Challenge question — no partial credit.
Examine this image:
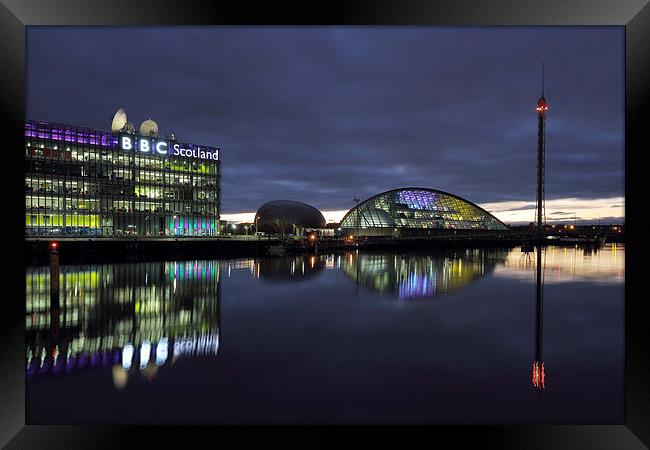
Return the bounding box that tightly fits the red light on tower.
[536,98,549,113]
[50,241,58,252]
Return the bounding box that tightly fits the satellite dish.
[111,107,128,132]
[140,118,159,137]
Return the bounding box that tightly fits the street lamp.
[255,215,260,234]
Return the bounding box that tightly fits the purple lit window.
[396,190,438,210]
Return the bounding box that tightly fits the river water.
[25,244,624,424]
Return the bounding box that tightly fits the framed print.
[1,0,648,448]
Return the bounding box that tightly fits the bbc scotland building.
[25,119,221,237]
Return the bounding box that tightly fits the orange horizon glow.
[220,196,624,225]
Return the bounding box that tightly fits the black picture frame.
[1,0,647,447]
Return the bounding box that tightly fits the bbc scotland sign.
[119,134,219,161]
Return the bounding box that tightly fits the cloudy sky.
[27,27,624,225]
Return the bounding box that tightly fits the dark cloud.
[27,27,624,213]
[503,204,537,211]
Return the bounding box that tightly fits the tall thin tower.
[535,63,548,232]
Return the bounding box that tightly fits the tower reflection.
[339,248,509,299]
[25,260,220,388]
[531,244,546,390]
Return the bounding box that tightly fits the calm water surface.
[26,244,624,424]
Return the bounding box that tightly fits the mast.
[535,63,548,233]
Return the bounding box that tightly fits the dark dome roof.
[256,200,326,234]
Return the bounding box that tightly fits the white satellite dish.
[140,118,159,137]
[111,107,128,132]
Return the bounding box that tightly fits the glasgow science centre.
[340,188,507,237]
[25,108,511,241]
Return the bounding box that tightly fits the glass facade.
[25,120,220,237]
[340,188,507,235]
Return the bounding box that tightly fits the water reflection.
[531,244,546,390]
[339,248,509,299]
[222,255,326,281]
[25,260,220,388]
[25,246,624,423]
[494,243,624,283]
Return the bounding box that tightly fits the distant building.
[225,222,254,235]
[340,187,507,237]
[305,227,334,237]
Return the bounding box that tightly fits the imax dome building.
[340,187,507,237]
[256,200,326,235]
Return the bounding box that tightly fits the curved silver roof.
[340,187,507,231]
[256,200,326,234]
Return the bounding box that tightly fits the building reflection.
[25,260,220,389]
[222,255,325,282]
[339,248,509,299]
